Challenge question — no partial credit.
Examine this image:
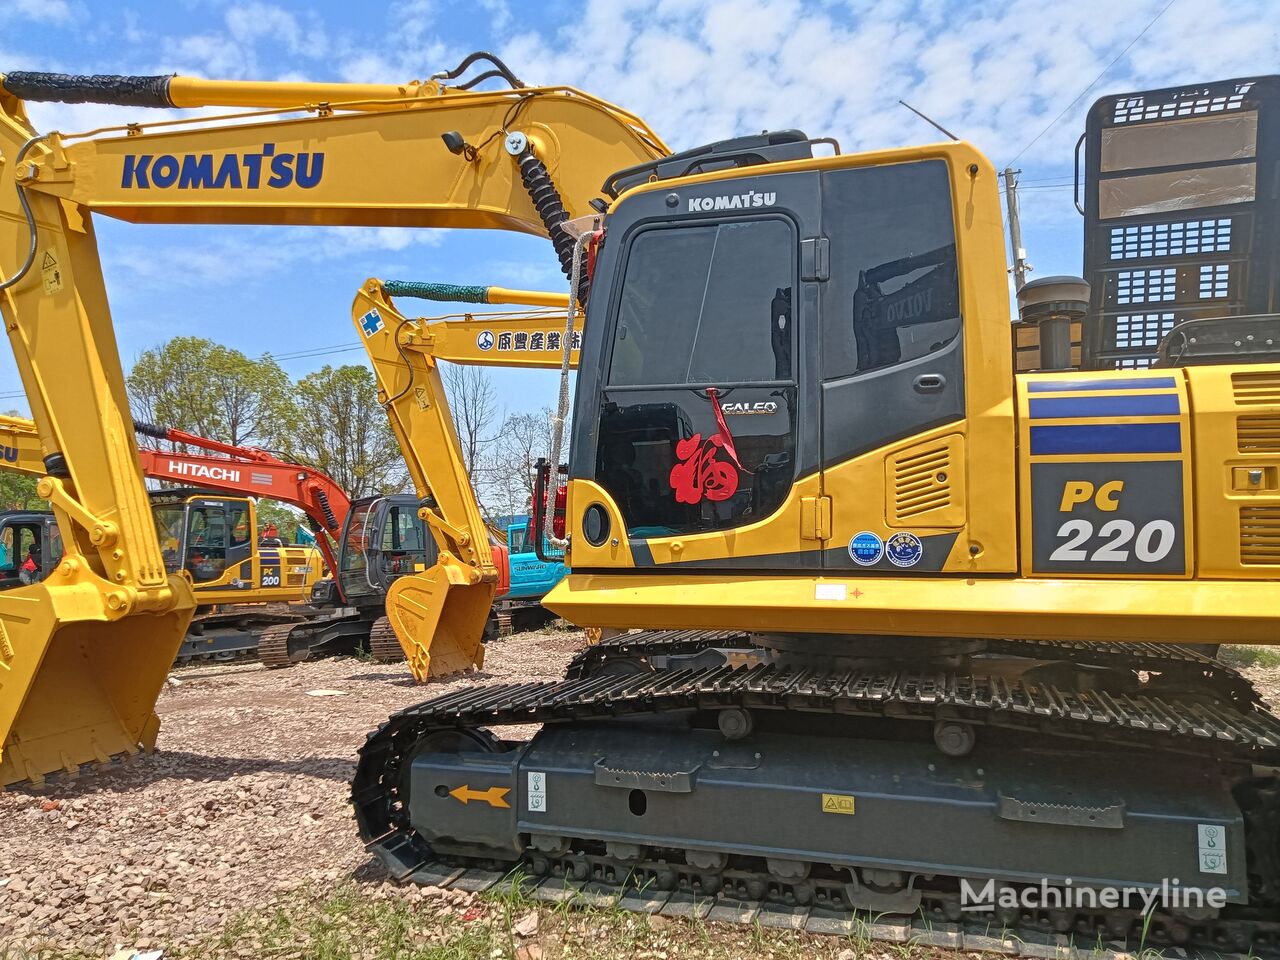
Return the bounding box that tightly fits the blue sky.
[3,0,1278,418]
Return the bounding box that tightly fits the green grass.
[2,880,950,960]
[1222,645,1280,669]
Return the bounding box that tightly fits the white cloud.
[100,226,449,292]
[9,0,74,24]
[501,0,1280,172]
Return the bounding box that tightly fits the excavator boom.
[0,55,667,784]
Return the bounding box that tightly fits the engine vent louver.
[1238,415,1280,453]
[1240,506,1280,565]
[1232,371,1280,405]
[892,445,952,521]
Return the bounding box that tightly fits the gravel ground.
[0,636,1276,957]
[0,626,586,957]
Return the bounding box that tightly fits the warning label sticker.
[527,771,547,813]
[821,793,855,815]
[1197,823,1227,875]
[41,250,62,294]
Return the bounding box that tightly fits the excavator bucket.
[0,582,189,787]
[384,559,495,682]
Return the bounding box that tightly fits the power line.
[1006,0,1178,168]
[267,342,366,362]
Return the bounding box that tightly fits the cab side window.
[821,161,960,380]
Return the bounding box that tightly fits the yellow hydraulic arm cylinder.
[352,279,579,681]
[0,56,664,784]
[0,414,43,475]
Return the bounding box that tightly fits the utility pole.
[1003,167,1030,291]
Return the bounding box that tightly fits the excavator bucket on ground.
[0,579,190,787]
[383,557,493,680]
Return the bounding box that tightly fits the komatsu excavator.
[348,88,1280,950]
[0,55,657,785]
[349,279,581,679]
[5,58,1280,950]
[5,301,574,670]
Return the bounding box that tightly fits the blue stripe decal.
[1030,422,1182,455]
[1029,394,1181,419]
[1026,377,1177,393]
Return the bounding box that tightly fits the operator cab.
[333,495,436,606]
[0,511,62,588]
[150,488,254,584]
[572,132,965,570]
[505,516,567,599]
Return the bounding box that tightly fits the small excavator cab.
[334,495,436,605]
[0,512,61,588]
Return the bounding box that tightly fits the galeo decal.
[721,400,778,416]
[670,387,750,505]
[688,190,776,213]
[166,461,241,483]
[121,144,325,190]
[0,445,17,464]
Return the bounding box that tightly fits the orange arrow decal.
[448,784,511,808]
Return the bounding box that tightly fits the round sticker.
[476,330,495,351]
[848,531,884,566]
[885,532,924,568]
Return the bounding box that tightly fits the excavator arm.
[352,280,579,680]
[0,54,668,783]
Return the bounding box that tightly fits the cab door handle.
[913,373,946,393]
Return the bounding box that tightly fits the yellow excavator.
[5,57,1280,950]
[348,279,580,680]
[0,54,650,785]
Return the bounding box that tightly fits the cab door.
[815,157,1016,574]
[569,170,823,572]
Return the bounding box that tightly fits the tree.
[441,362,498,479]
[488,407,568,519]
[0,472,41,511]
[127,337,293,448]
[284,364,407,500]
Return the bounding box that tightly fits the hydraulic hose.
[0,72,176,107]
[315,490,340,532]
[514,146,589,306]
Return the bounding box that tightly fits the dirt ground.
[0,636,1276,958]
[0,627,586,957]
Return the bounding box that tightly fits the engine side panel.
[1188,362,1280,577]
[1016,371,1192,578]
